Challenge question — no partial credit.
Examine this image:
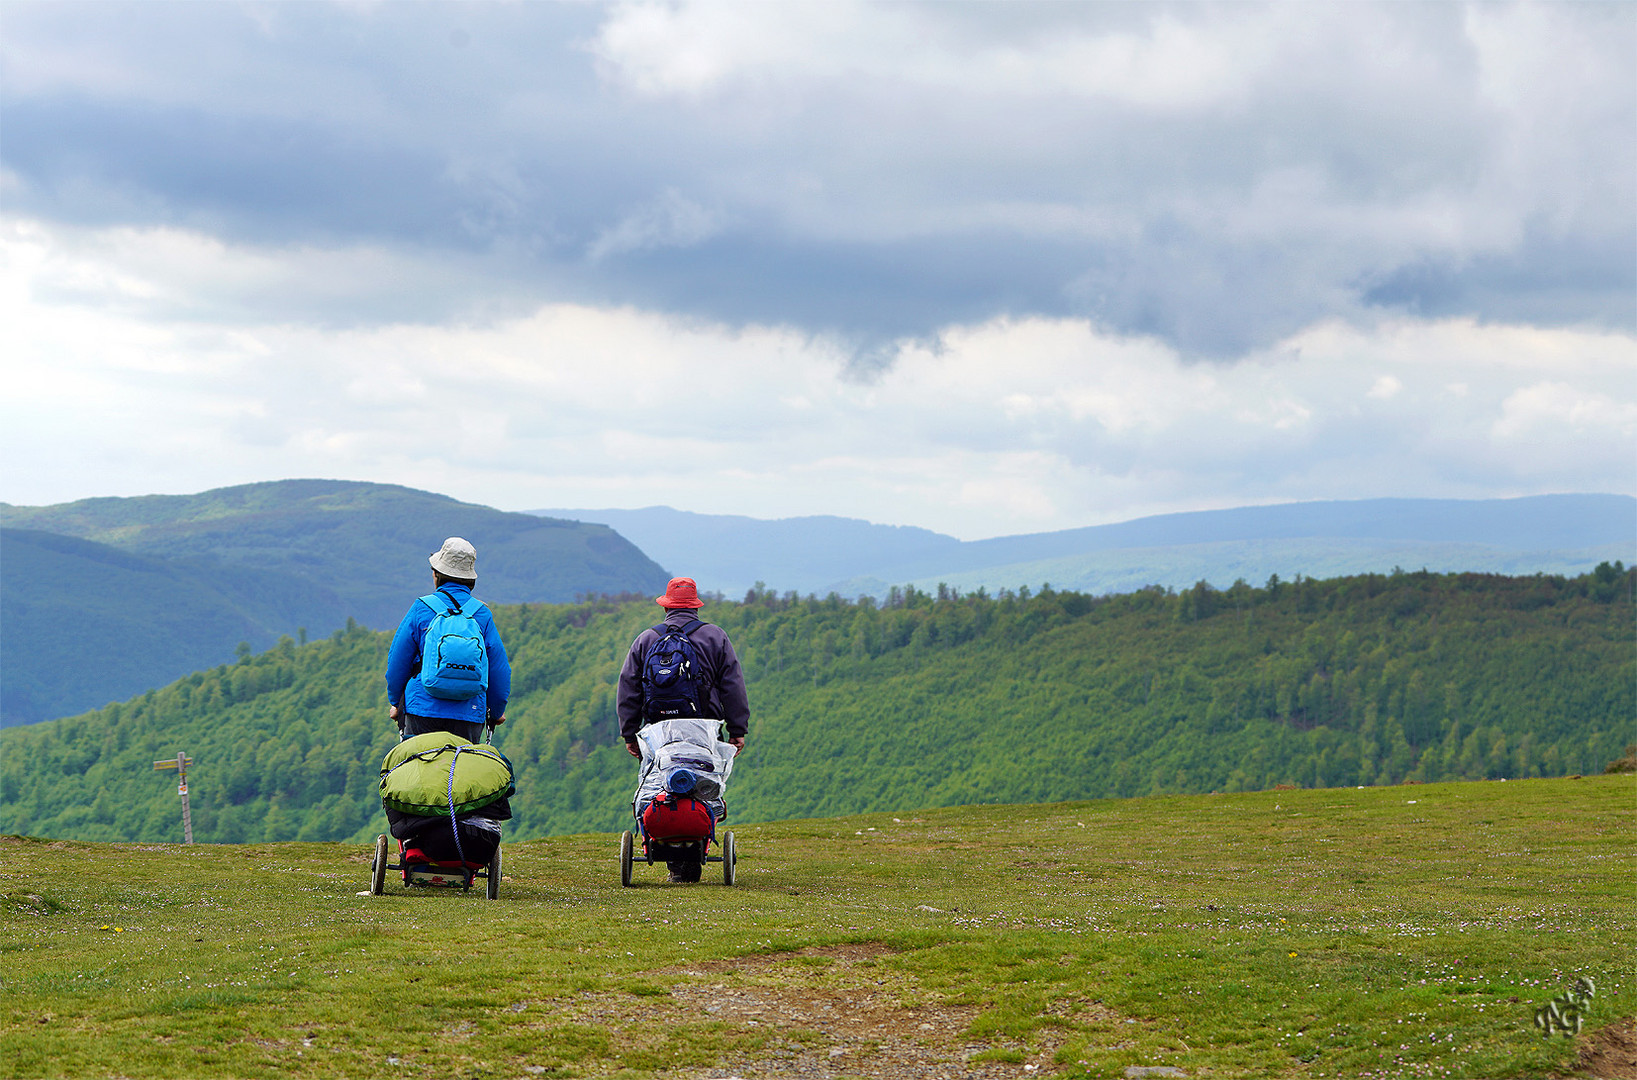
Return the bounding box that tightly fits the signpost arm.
[154,753,195,844]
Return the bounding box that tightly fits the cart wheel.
[722,831,736,887]
[620,831,635,888]
[370,834,388,895]
[486,844,502,900]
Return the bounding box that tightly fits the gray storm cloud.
[1,0,1631,357]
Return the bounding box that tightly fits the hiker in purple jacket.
[617,577,750,758]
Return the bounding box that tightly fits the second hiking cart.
[619,718,738,886]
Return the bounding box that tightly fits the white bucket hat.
[429,536,477,579]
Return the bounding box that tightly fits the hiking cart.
[370,726,514,900]
[620,823,736,887]
[371,832,502,899]
[620,718,738,886]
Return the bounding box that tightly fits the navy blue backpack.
[641,619,705,721]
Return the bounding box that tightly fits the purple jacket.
[617,609,750,738]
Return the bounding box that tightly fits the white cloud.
[2,2,1628,356]
[1494,383,1637,441]
[4,220,1632,538]
[1368,375,1404,400]
[2,216,545,329]
[590,1,1273,109]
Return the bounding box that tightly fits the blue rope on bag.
[446,746,469,879]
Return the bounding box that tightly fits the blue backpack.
[418,589,489,700]
[641,619,705,721]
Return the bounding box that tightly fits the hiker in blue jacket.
[385,537,511,743]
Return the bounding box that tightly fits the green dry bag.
[379,731,515,817]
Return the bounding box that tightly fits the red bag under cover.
[642,795,714,840]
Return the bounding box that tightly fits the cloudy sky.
[3,1,1633,539]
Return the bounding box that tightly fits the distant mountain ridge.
[4,479,670,622]
[1,480,669,726]
[529,507,962,597]
[8,485,1630,727]
[534,494,1637,598]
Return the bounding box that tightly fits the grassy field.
[2,775,1631,1080]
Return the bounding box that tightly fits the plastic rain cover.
[632,718,736,819]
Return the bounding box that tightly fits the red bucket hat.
[656,577,704,609]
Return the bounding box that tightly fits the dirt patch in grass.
[1572,1016,1637,1080]
[517,943,1085,1078]
[638,943,1074,1079]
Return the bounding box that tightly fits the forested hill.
[2,566,1631,844]
[1,479,668,623]
[0,479,668,726]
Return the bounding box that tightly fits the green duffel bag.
[379,731,515,817]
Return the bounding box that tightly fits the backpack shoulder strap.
[421,589,482,616]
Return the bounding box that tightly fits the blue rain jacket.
[385,583,511,724]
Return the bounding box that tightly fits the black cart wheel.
[486,844,502,900]
[722,831,736,887]
[620,831,634,888]
[370,834,388,895]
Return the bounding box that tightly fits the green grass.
[1,776,1630,1079]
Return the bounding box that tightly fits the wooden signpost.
[153,753,194,844]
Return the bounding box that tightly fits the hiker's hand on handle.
[729,736,745,752]
[625,737,641,758]
[492,714,506,726]
[388,704,401,722]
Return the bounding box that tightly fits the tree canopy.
[2,566,1630,843]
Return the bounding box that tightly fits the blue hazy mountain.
[0,527,347,730]
[534,495,1635,599]
[529,506,962,597]
[2,480,668,726]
